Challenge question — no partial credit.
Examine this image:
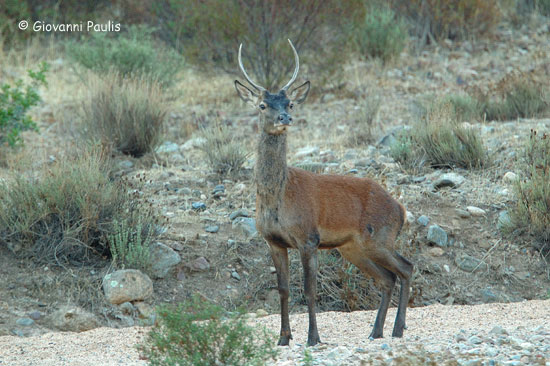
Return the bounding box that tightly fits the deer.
[234,39,413,347]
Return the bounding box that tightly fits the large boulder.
[45,306,100,332]
[102,269,153,305]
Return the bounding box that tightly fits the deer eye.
[259,103,266,110]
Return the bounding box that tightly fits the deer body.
[235,40,413,347]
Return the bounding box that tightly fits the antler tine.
[238,43,266,92]
[281,39,300,91]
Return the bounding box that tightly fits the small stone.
[381,343,391,350]
[406,211,415,223]
[443,264,450,272]
[231,271,241,280]
[192,202,206,211]
[428,247,445,257]
[427,224,448,247]
[28,311,42,321]
[469,335,483,345]
[456,333,467,342]
[118,302,135,315]
[229,208,250,221]
[456,209,471,218]
[433,173,465,189]
[150,242,182,279]
[232,217,258,238]
[455,254,487,272]
[497,211,512,231]
[212,184,225,194]
[16,318,34,326]
[520,342,534,351]
[118,160,134,169]
[412,176,426,183]
[482,287,498,303]
[503,171,518,183]
[467,206,486,216]
[188,257,210,271]
[205,225,219,233]
[255,309,268,318]
[156,141,180,153]
[417,215,430,226]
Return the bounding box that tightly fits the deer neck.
[255,129,288,208]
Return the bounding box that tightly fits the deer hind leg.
[268,243,292,346]
[338,246,396,339]
[370,249,413,338]
[299,242,321,346]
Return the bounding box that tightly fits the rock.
[255,309,268,317]
[433,173,465,189]
[118,160,134,169]
[46,306,100,332]
[469,335,483,344]
[406,211,415,223]
[378,133,397,147]
[150,242,181,279]
[156,141,180,153]
[192,202,206,211]
[229,208,250,221]
[466,206,486,216]
[231,271,241,280]
[212,184,225,194]
[428,247,445,257]
[427,224,448,247]
[417,215,430,226]
[181,137,206,151]
[482,287,498,303]
[490,326,508,336]
[16,318,34,326]
[103,269,153,305]
[205,225,219,233]
[456,209,471,218]
[134,302,155,319]
[188,257,210,271]
[497,211,512,231]
[118,302,135,315]
[28,311,42,321]
[412,176,426,183]
[295,146,320,158]
[455,255,487,272]
[503,171,518,183]
[232,217,258,238]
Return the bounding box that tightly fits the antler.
[238,43,266,92]
[281,39,300,91]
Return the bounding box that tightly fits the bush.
[537,0,550,15]
[139,296,278,366]
[390,130,417,167]
[66,26,184,88]
[351,5,407,63]
[347,95,381,145]
[199,122,249,176]
[414,103,487,168]
[391,0,501,42]
[152,0,363,89]
[510,130,550,257]
[109,217,153,274]
[441,94,482,122]
[0,148,159,266]
[81,72,167,157]
[0,62,48,147]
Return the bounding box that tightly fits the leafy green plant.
[109,218,153,273]
[390,130,416,167]
[302,348,314,366]
[139,296,278,366]
[67,26,183,88]
[81,72,167,157]
[0,147,159,266]
[509,130,550,257]
[351,5,407,63]
[0,62,48,146]
[481,81,549,121]
[199,122,249,176]
[441,94,482,122]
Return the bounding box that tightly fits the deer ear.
[288,81,310,104]
[235,80,259,106]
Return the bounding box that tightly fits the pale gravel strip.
[0,300,549,366]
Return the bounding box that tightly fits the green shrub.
[152,0,363,89]
[480,81,549,121]
[414,103,487,168]
[67,26,183,88]
[351,5,407,63]
[0,148,158,266]
[81,72,167,157]
[0,62,48,147]
[109,218,153,273]
[537,0,550,15]
[199,122,248,176]
[139,296,278,366]
[391,0,501,41]
[390,130,416,167]
[441,94,482,122]
[510,130,550,257]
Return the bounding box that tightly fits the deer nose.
[278,113,293,125]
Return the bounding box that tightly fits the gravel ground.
[0,300,548,366]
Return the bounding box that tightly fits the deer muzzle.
[277,112,293,126]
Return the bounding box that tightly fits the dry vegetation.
[1,2,550,364]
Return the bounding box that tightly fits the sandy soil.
[1,300,548,366]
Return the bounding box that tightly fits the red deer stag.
[234,40,413,347]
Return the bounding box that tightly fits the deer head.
[235,39,310,135]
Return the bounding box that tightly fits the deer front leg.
[269,244,292,346]
[300,244,321,346]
